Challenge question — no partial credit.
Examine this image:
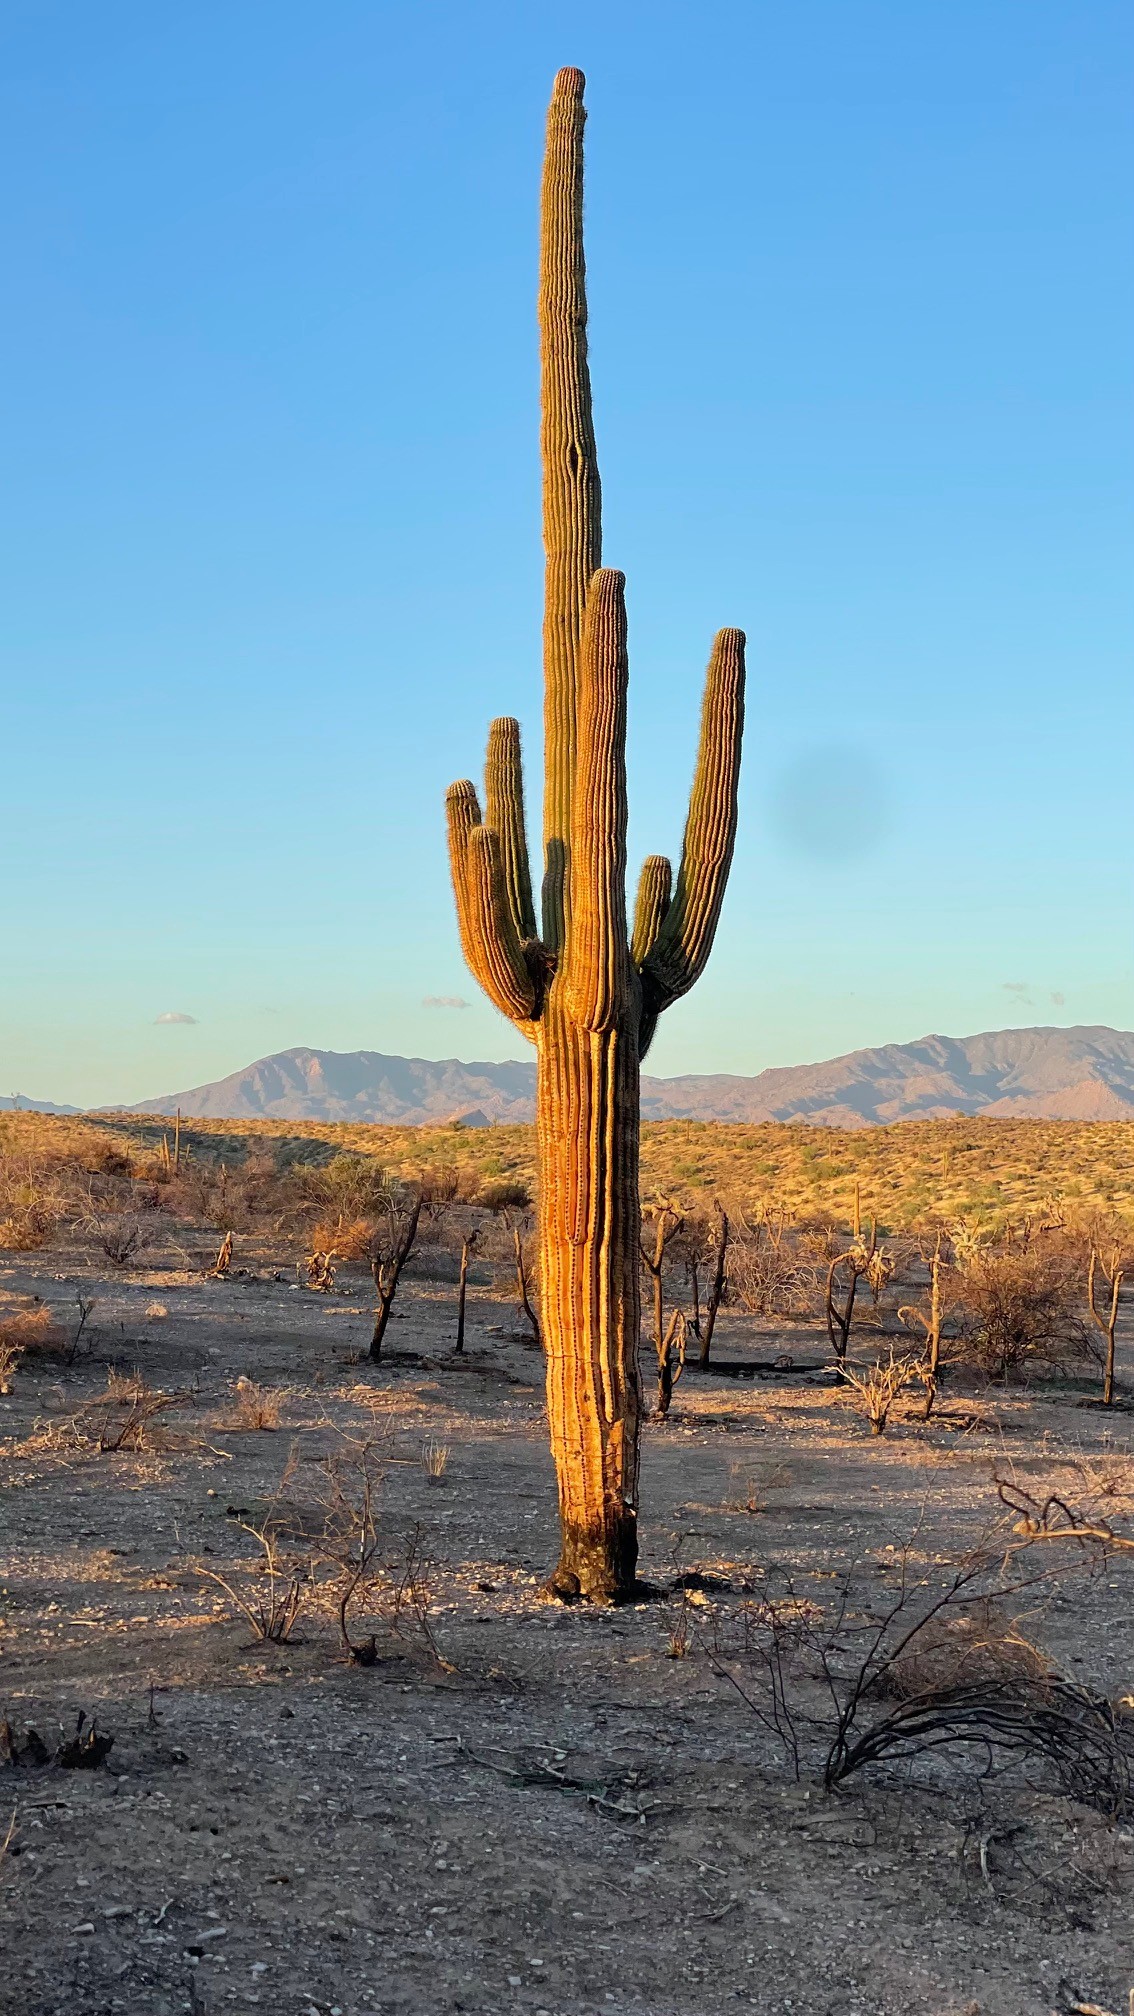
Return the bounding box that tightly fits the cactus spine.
[446,68,745,1601]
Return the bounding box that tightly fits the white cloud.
[154,1011,198,1025]
[422,995,471,1011]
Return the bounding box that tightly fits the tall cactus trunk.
[445,68,745,1603]
[538,996,642,1601]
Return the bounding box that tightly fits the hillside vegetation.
[4,1109,1132,1234]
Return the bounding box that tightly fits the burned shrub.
[950,1222,1083,1381]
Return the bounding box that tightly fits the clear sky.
[2,1,1131,1108]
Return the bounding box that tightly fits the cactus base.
[544,1513,640,1605]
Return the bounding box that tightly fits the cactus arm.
[641,627,746,1011]
[540,65,602,955]
[446,782,538,1028]
[630,855,672,969]
[485,716,538,943]
[563,568,632,1031]
[466,826,538,1023]
[445,779,489,989]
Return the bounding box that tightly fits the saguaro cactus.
[446,67,745,1602]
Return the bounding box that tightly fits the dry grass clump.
[420,1436,450,1483]
[0,1304,70,1360]
[226,1378,284,1431]
[1069,1440,1133,1510]
[879,1600,1050,1701]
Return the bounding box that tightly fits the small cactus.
[447,69,745,1602]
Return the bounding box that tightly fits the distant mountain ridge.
[117,1027,1134,1127]
[1,1094,80,1115]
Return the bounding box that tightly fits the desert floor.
[1,1234,1131,2016]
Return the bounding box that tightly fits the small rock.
[71,1923,96,1935]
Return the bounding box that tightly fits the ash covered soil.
[1,1233,1132,2016]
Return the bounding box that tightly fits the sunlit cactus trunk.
[538,1001,642,1599]
[446,68,745,1602]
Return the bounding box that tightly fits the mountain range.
[1,1094,80,1115]
[117,1026,1134,1128]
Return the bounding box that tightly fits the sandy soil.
[1,1231,1132,2016]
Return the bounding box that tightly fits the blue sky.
[2,1,1131,1107]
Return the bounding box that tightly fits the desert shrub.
[87,1213,150,1267]
[168,1160,219,1223]
[160,1147,298,1234]
[0,1159,65,1250]
[195,1522,306,1644]
[308,1215,373,1262]
[93,1144,135,1177]
[950,1223,1083,1380]
[419,1164,461,1206]
[714,1524,1134,1817]
[74,1375,192,1453]
[840,1348,924,1435]
[223,1151,299,1230]
[728,1210,814,1318]
[309,1154,395,1219]
[476,1176,531,1213]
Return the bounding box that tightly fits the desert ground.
[0,1115,1132,2016]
